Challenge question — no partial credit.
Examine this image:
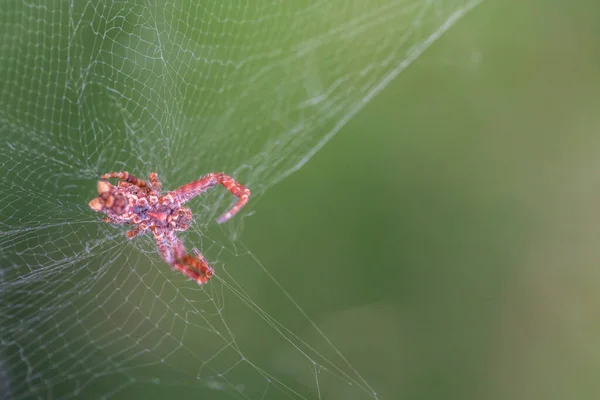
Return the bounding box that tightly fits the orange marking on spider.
[89,171,250,284]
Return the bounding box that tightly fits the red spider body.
[89,172,250,284]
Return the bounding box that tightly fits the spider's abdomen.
[108,193,128,215]
[89,180,129,215]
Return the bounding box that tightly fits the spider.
[88,171,250,285]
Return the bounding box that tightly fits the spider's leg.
[179,247,214,285]
[149,172,162,191]
[102,216,127,224]
[168,230,186,259]
[191,248,212,272]
[152,226,175,265]
[100,171,151,190]
[126,222,149,239]
[169,173,251,224]
[171,257,213,284]
[168,231,214,284]
[152,228,213,285]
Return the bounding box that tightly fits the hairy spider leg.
[148,172,162,191]
[100,171,152,190]
[102,217,127,224]
[126,221,149,239]
[170,173,251,224]
[167,230,214,284]
[151,227,214,285]
[178,253,214,285]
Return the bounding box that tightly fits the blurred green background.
[245,1,600,399]
[3,0,600,399]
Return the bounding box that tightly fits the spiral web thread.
[0,0,482,398]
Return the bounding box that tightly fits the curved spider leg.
[178,251,214,285]
[102,216,128,225]
[149,172,162,191]
[168,230,187,260]
[169,173,251,224]
[152,227,213,285]
[126,222,149,239]
[168,230,214,284]
[100,171,151,190]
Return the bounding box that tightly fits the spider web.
[0,1,482,399]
